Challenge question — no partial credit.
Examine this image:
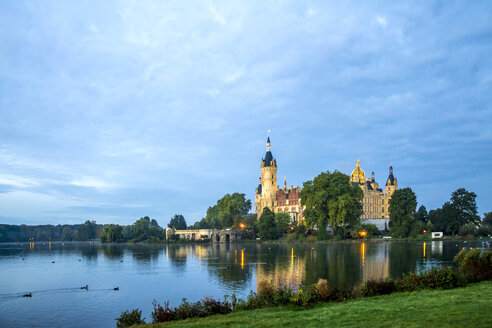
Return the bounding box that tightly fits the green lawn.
[136,281,492,328]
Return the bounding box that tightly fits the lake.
[0,240,490,327]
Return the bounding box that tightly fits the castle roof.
[262,135,275,167]
[386,165,396,186]
[350,159,366,184]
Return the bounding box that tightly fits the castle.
[254,136,303,223]
[254,135,398,229]
[349,160,398,227]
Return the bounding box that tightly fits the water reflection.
[2,240,489,294]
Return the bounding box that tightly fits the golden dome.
[350,159,366,184]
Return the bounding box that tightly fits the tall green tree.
[100,224,123,243]
[416,205,428,223]
[483,212,492,226]
[429,188,480,235]
[450,188,480,226]
[73,220,97,241]
[169,214,187,230]
[216,193,252,228]
[257,208,280,240]
[389,188,417,237]
[197,193,252,229]
[301,171,363,239]
[275,212,292,234]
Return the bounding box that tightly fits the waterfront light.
[359,231,367,237]
[239,223,245,228]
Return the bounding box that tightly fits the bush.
[116,309,145,328]
[459,223,477,237]
[151,297,232,323]
[396,267,466,291]
[358,279,395,296]
[454,249,492,281]
[316,279,334,301]
[151,300,175,323]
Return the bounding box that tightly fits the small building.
[173,229,213,240]
[172,229,242,242]
[432,232,443,239]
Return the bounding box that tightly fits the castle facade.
[350,159,397,221]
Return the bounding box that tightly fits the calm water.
[0,240,490,328]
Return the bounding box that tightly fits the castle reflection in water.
[156,240,450,291]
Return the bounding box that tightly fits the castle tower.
[384,164,398,196]
[260,135,277,212]
[255,134,278,217]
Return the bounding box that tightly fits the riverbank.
[136,280,492,327]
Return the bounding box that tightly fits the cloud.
[0,1,491,224]
[376,15,387,27]
[0,174,39,188]
[70,177,117,191]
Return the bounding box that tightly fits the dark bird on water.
[51,261,55,263]
[80,285,88,290]
[23,293,32,298]
[114,287,119,291]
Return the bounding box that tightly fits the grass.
[135,280,492,328]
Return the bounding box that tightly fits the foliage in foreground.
[134,281,492,328]
[119,248,492,326]
[116,309,145,328]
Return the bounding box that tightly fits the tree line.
[2,171,489,243]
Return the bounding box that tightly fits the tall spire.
[266,130,271,151]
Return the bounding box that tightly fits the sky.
[0,1,491,226]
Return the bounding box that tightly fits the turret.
[385,164,398,196]
[260,134,277,210]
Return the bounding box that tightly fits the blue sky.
[0,1,491,226]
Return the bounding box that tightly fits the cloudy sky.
[0,1,491,226]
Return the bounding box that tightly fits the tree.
[275,212,292,234]
[100,224,123,243]
[169,214,187,230]
[131,217,151,240]
[301,171,363,239]
[73,220,97,241]
[257,208,280,240]
[429,188,480,235]
[216,193,252,228]
[389,188,417,238]
[483,212,492,226]
[198,193,252,229]
[416,205,428,224]
[450,188,480,226]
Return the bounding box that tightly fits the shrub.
[454,249,492,281]
[396,267,466,291]
[316,279,334,301]
[459,223,477,237]
[116,309,145,328]
[358,279,395,297]
[151,300,175,323]
[257,280,275,302]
